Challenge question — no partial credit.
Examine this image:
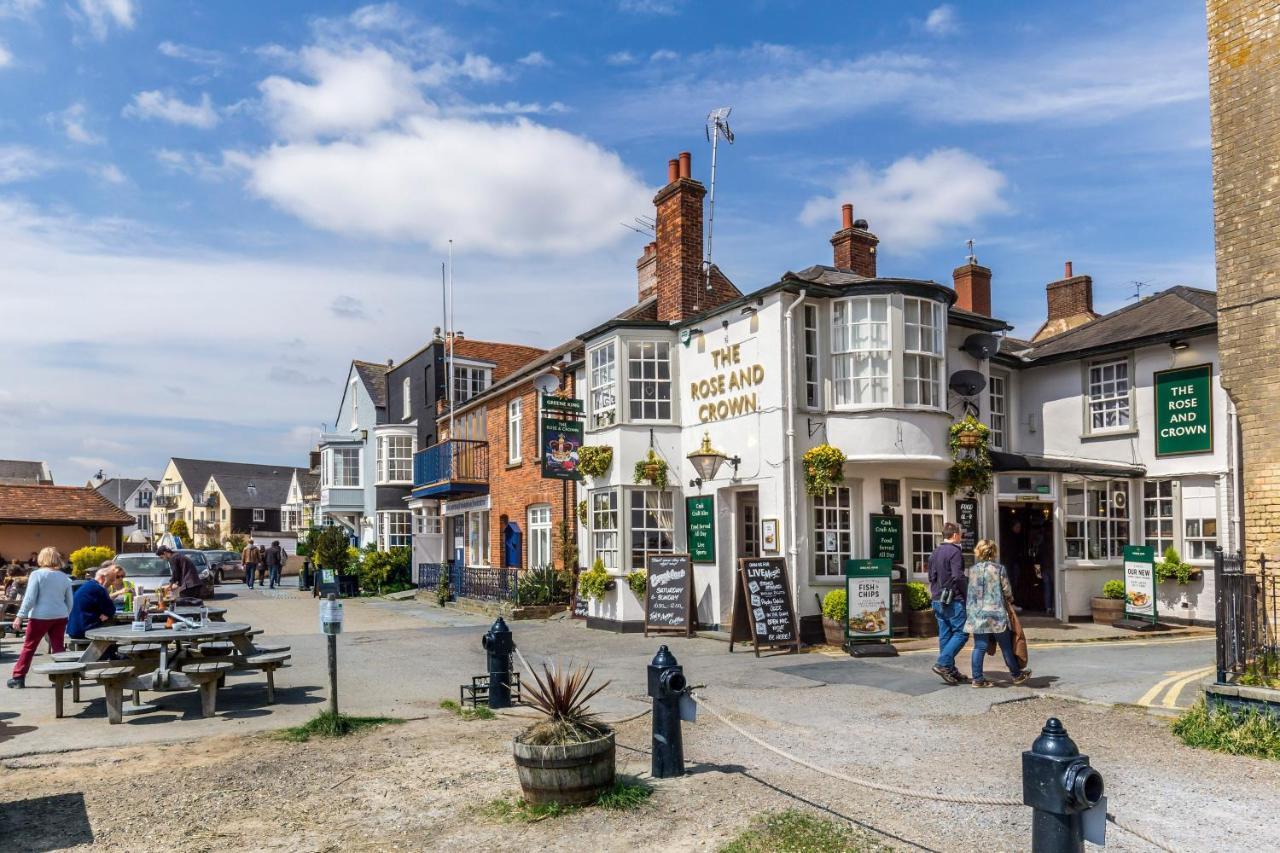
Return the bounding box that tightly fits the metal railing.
[1214,549,1278,684]
[413,439,488,489]
[153,494,179,508]
[417,562,520,602]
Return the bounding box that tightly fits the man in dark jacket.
[264,541,286,589]
[927,522,969,685]
[158,546,204,602]
[242,540,262,589]
[67,567,117,638]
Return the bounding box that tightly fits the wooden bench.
[65,637,91,652]
[244,653,291,704]
[51,651,82,663]
[183,662,234,717]
[117,643,163,658]
[247,628,264,638]
[197,641,235,656]
[96,666,139,725]
[252,643,290,655]
[30,661,87,717]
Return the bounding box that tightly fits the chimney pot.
[678,151,691,179]
[841,203,853,230]
[667,158,679,184]
[1064,260,1073,278]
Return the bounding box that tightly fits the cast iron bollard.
[647,645,688,778]
[480,617,514,709]
[1022,717,1105,853]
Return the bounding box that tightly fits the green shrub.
[436,563,451,606]
[578,558,610,601]
[518,565,571,606]
[905,581,931,611]
[69,546,115,579]
[311,526,353,574]
[721,810,891,853]
[356,546,411,594]
[225,533,248,554]
[632,449,669,489]
[167,519,191,547]
[1102,579,1126,600]
[1155,546,1196,584]
[1171,698,1280,761]
[627,570,647,598]
[821,589,846,622]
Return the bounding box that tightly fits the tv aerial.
[704,106,734,291]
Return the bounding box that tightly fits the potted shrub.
[512,660,615,806]
[803,444,846,497]
[577,558,613,601]
[905,581,936,637]
[577,446,614,481]
[626,570,647,599]
[1155,546,1201,585]
[1092,579,1127,624]
[633,449,669,489]
[821,589,846,646]
[951,415,988,449]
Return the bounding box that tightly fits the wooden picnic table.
[110,606,227,624]
[83,621,254,666]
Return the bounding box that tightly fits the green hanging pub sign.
[1153,363,1213,457]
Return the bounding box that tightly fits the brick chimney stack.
[636,240,658,302]
[952,260,992,316]
[830,203,879,277]
[654,151,708,322]
[1031,260,1102,342]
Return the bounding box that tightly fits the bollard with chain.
[480,617,514,709]
[1022,717,1105,852]
[647,645,689,778]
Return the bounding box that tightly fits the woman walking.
[964,539,1030,688]
[7,546,73,689]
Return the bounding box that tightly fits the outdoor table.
[82,622,254,680]
[111,606,227,624]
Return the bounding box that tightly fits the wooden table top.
[85,622,251,643]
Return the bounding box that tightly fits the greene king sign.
[1154,363,1213,457]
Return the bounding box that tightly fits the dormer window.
[453,365,489,403]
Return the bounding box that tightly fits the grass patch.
[439,698,496,721]
[480,776,654,823]
[1171,698,1280,761]
[720,810,891,853]
[277,711,404,743]
[594,777,653,810]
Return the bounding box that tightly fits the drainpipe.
[782,289,808,602]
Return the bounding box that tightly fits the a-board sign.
[315,568,340,597]
[644,553,694,637]
[729,557,799,656]
[869,514,902,563]
[686,495,716,563]
[1154,363,1213,457]
[845,559,893,644]
[1123,545,1157,622]
[955,498,979,553]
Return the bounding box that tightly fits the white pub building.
[573,153,1234,633]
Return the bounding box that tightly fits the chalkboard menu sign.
[686,496,716,563]
[644,554,694,637]
[869,514,903,563]
[729,557,800,656]
[570,569,588,618]
[955,498,979,553]
[315,568,340,598]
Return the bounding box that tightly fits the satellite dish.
[949,370,987,398]
[962,333,999,361]
[533,373,560,395]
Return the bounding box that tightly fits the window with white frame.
[1087,359,1131,432]
[377,434,414,483]
[589,343,617,428]
[349,379,359,429]
[528,504,552,569]
[379,510,412,550]
[627,341,672,421]
[989,372,1008,450]
[629,489,674,568]
[1143,480,1175,555]
[813,487,852,577]
[910,487,946,575]
[1182,480,1218,560]
[1065,479,1130,560]
[332,447,360,487]
[321,450,330,487]
[466,510,490,566]
[508,399,522,462]
[803,304,821,409]
[591,491,619,571]
[902,297,944,408]
[415,503,442,535]
[832,296,890,406]
[253,508,266,523]
[402,377,411,420]
[453,365,489,404]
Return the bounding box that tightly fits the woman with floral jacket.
[964,540,1031,688]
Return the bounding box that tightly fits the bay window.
[629,489,674,569]
[591,490,619,571]
[589,343,617,428]
[377,434,414,483]
[1065,479,1130,560]
[628,341,672,421]
[1143,480,1175,555]
[832,296,890,406]
[902,297,943,407]
[415,503,442,535]
[803,304,821,409]
[989,373,1008,450]
[528,504,552,569]
[378,510,412,550]
[332,448,360,487]
[813,487,852,578]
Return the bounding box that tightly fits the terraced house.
[151,458,303,548]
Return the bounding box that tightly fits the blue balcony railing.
[412,439,489,497]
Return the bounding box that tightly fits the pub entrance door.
[736,491,760,561]
[998,502,1055,615]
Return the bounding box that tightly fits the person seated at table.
[99,563,128,602]
[156,546,203,604]
[67,567,118,639]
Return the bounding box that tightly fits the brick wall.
[952,261,992,316]
[654,152,739,322]
[1208,1,1280,559]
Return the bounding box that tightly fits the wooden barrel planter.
[512,732,615,806]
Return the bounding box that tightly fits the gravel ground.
[1,694,1273,852]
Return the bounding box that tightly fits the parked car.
[204,550,245,582]
[114,553,180,593]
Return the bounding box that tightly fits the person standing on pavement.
[7,547,73,689]
[265,540,285,589]
[965,539,1030,688]
[242,539,262,589]
[928,522,970,685]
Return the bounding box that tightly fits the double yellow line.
[1136,665,1215,709]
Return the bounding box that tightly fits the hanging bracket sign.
[1154,363,1213,456]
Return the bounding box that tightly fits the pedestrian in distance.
[242,539,261,589]
[928,521,970,685]
[8,547,73,689]
[265,540,285,589]
[965,539,1031,688]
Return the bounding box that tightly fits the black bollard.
[1022,717,1105,853]
[480,617,514,709]
[647,645,688,778]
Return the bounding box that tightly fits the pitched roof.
[296,470,320,499]
[169,458,300,494]
[1025,286,1217,361]
[352,360,391,408]
[0,459,52,485]
[208,468,304,509]
[94,478,153,509]
[448,338,581,416]
[450,338,547,382]
[0,484,135,525]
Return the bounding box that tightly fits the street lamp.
[687,433,740,490]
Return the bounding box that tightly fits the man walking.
[928,522,970,685]
[264,540,285,590]
[241,539,261,589]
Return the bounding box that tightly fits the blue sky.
[0,1,1213,484]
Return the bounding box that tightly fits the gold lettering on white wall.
[690,342,766,422]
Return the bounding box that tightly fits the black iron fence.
[1214,549,1280,683]
[417,562,520,602]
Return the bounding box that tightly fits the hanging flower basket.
[803,444,846,497]
[633,449,669,490]
[577,446,614,480]
[946,415,993,495]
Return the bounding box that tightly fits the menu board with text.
[729,557,799,657]
[644,554,693,637]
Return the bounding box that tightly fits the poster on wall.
[540,417,583,480]
[955,499,979,553]
[844,559,893,643]
[1154,363,1213,457]
[685,496,716,563]
[869,514,903,564]
[1122,545,1157,622]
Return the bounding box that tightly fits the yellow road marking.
[1161,667,1214,708]
[1136,667,1209,708]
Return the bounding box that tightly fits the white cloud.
[158,41,224,66]
[154,148,235,180]
[52,102,101,144]
[123,91,220,129]
[517,51,551,68]
[452,100,569,117]
[605,51,637,66]
[73,0,135,39]
[800,149,1009,253]
[97,163,125,184]
[618,0,682,14]
[0,0,42,19]
[348,2,409,32]
[922,5,958,36]
[0,145,51,183]
[650,49,678,63]
[0,41,11,68]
